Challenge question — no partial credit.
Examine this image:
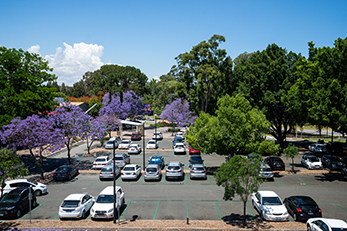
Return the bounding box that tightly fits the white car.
[308,143,327,154]
[104,140,118,149]
[0,179,47,196]
[92,156,111,169]
[259,163,274,179]
[251,190,289,221]
[301,154,323,170]
[175,131,185,140]
[152,132,163,140]
[119,140,133,149]
[307,218,347,231]
[128,144,141,154]
[59,193,94,219]
[174,142,186,154]
[121,164,142,180]
[146,140,158,149]
[90,186,125,219]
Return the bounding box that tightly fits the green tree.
[186,94,279,156]
[214,155,263,226]
[0,47,57,127]
[0,149,28,198]
[283,143,299,172]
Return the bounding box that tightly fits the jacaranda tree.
[84,116,108,154]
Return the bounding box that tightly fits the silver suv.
[144,164,162,181]
[189,164,207,180]
[111,153,130,168]
[99,165,121,180]
[165,162,184,181]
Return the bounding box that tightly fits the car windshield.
[296,197,316,206]
[61,200,80,208]
[262,197,282,205]
[331,228,347,231]
[101,167,113,172]
[168,166,180,170]
[0,192,21,203]
[129,145,137,148]
[192,167,205,171]
[174,137,182,141]
[146,168,158,173]
[154,133,160,135]
[150,157,161,162]
[121,141,130,144]
[123,166,135,171]
[191,157,202,162]
[308,157,320,162]
[96,194,113,203]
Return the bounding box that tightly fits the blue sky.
[1,0,347,86]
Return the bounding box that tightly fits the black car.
[264,157,285,170]
[283,196,322,221]
[0,187,37,219]
[326,142,343,155]
[53,165,79,181]
[321,155,345,171]
[189,155,204,168]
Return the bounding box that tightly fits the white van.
[90,186,125,219]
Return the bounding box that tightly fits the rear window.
[176,145,184,148]
[56,167,68,172]
[150,157,161,162]
[146,168,158,173]
[192,167,205,171]
[61,200,80,208]
[123,166,135,171]
[148,141,155,144]
[95,158,106,162]
[308,157,319,162]
[296,197,317,206]
[114,157,123,160]
[121,141,130,144]
[168,166,180,170]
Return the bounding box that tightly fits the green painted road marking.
[69,174,82,185]
[162,175,166,184]
[91,178,99,185]
[207,175,211,184]
[120,200,131,220]
[53,214,59,220]
[153,201,160,220]
[87,214,91,220]
[185,173,188,184]
[72,155,84,163]
[293,174,306,185]
[117,177,121,184]
[246,202,255,220]
[186,201,189,218]
[171,151,174,157]
[274,177,283,185]
[335,203,347,213]
[138,174,144,184]
[20,201,46,220]
[215,201,222,220]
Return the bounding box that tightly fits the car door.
[20,189,29,211]
[253,192,261,212]
[125,155,130,164]
[83,194,93,211]
[136,165,141,177]
[285,197,295,215]
[311,220,326,231]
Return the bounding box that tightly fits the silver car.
[111,153,131,168]
[189,164,207,180]
[144,164,162,181]
[99,165,121,180]
[165,162,185,181]
[259,163,274,179]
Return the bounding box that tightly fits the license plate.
[58,174,61,176]
[308,212,314,215]
[0,214,4,216]
[276,217,281,220]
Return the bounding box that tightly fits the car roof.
[63,193,86,201]
[95,156,108,159]
[305,154,318,158]
[168,162,182,166]
[150,156,162,158]
[146,164,160,168]
[309,218,347,228]
[148,140,156,142]
[124,164,137,167]
[258,190,279,197]
[121,140,131,142]
[115,153,127,156]
[5,179,30,184]
[101,165,115,169]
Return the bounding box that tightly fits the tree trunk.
[243,201,247,227]
[29,149,45,180]
[66,141,72,165]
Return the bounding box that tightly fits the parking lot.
[3,130,347,223]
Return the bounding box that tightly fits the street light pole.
[113,140,116,224]
[155,114,157,140]
[142,122,146,170]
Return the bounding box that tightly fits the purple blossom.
[160,98,196,127]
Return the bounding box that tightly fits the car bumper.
[190,173,206,179]
[121,174,138,180]
[144,174,161,180]
[54,176,70,181]
[174,150,186,154]
[128,150,140,154]
[59,211,83,219]
[296,213,322,221]
[166,174,184,179]
[263,213,289,221]
[91,211,114,219]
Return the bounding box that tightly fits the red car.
[189,147,201,155]
[131,132,141,141]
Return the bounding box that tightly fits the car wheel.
[32,200,37,208]
[252,200,256,209]
[261,211,266,221]
[35,190,42,196]
[307,224,312,231]
[293,213,297,221]
[81,210,86,219]
[16,209,21,218]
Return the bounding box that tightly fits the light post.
[112,140,118,224]
[155,114,157,140]
[142,122,146,171]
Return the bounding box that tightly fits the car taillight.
[202,171,206,173]
[319,208,322,213]
[111,172,114,175]
[132,172,136,175]
[296,207,302,213]
[63,174,67,176]
[121,172,124,175]
[136,148,138,150]
[166,170,169,172]
[156,171,159,175]
[145,172,147,175]
[99,172,102,174]
[102,163,106,165]
[123,159,125,162]
[191,171,195,173]
[128,148,130,150]
[53,174,56,176]
[178,169,182,172]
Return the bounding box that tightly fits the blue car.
[53,165,79,181]
[172,137,183,147]
[148,156,165,169]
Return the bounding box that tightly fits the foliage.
[214,155,263,226]
[0,115,64,179]
[0,148,28,198]
[84,116,108,154]
[159,98,196,128]
[170,34,233,115]
[186,94,279,156]
[233,44,302,147]
[283,143,299,172]
[0,46,57,128]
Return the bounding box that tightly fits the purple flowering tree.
[51,102,92,165]
[0,115,64,179]
[0,148,28,198]
[160,98,196,132]
[84,116,108,154]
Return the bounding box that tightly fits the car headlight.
[2,206,15,211]
[91,208,94,213]
[264,210,271,215]
[40,186,45,189]
[283,211,288,215]
[108,208,113,213]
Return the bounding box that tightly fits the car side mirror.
[182,164,185,166]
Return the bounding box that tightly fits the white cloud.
[42,42,104,86]
[27,44,41,55]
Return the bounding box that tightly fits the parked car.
[341,156,347,165]
[121,164,141,181]
[131,132,141,141]
[259,163,274,179]
[326,142,344,155]
[264,157,285,171]
[152,132,163,140]
[189,155,204,168]
[128,144,141,154]
[146,140,158,149]
[110,154,130,169]
[173,137,183,147]
[283,196,322,221]
[306,218,347,231]
[301,154,323,170]
[189,147,201,155]
[174,142,186,155]
[118,140,133,149]
[92,156,111,169]
[59,193,94,219]
[165,162,185,181]
[251,190,289,221]
[104,140,119,149]
[99,165,121,180]
[0,179,47,196]
[189,164,207,180]
[53,165,79,181]
[175,131,185,140]
[321,155,345,171]
[148,156,165,169]
[90,186,125,219]
[308,143,328,154]
[144,164,162,181]
[248,153,262,161]
[0,187,37,218]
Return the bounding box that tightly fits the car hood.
[262,205,287,214]
[92,202,113,211]
[0,202,17,209]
